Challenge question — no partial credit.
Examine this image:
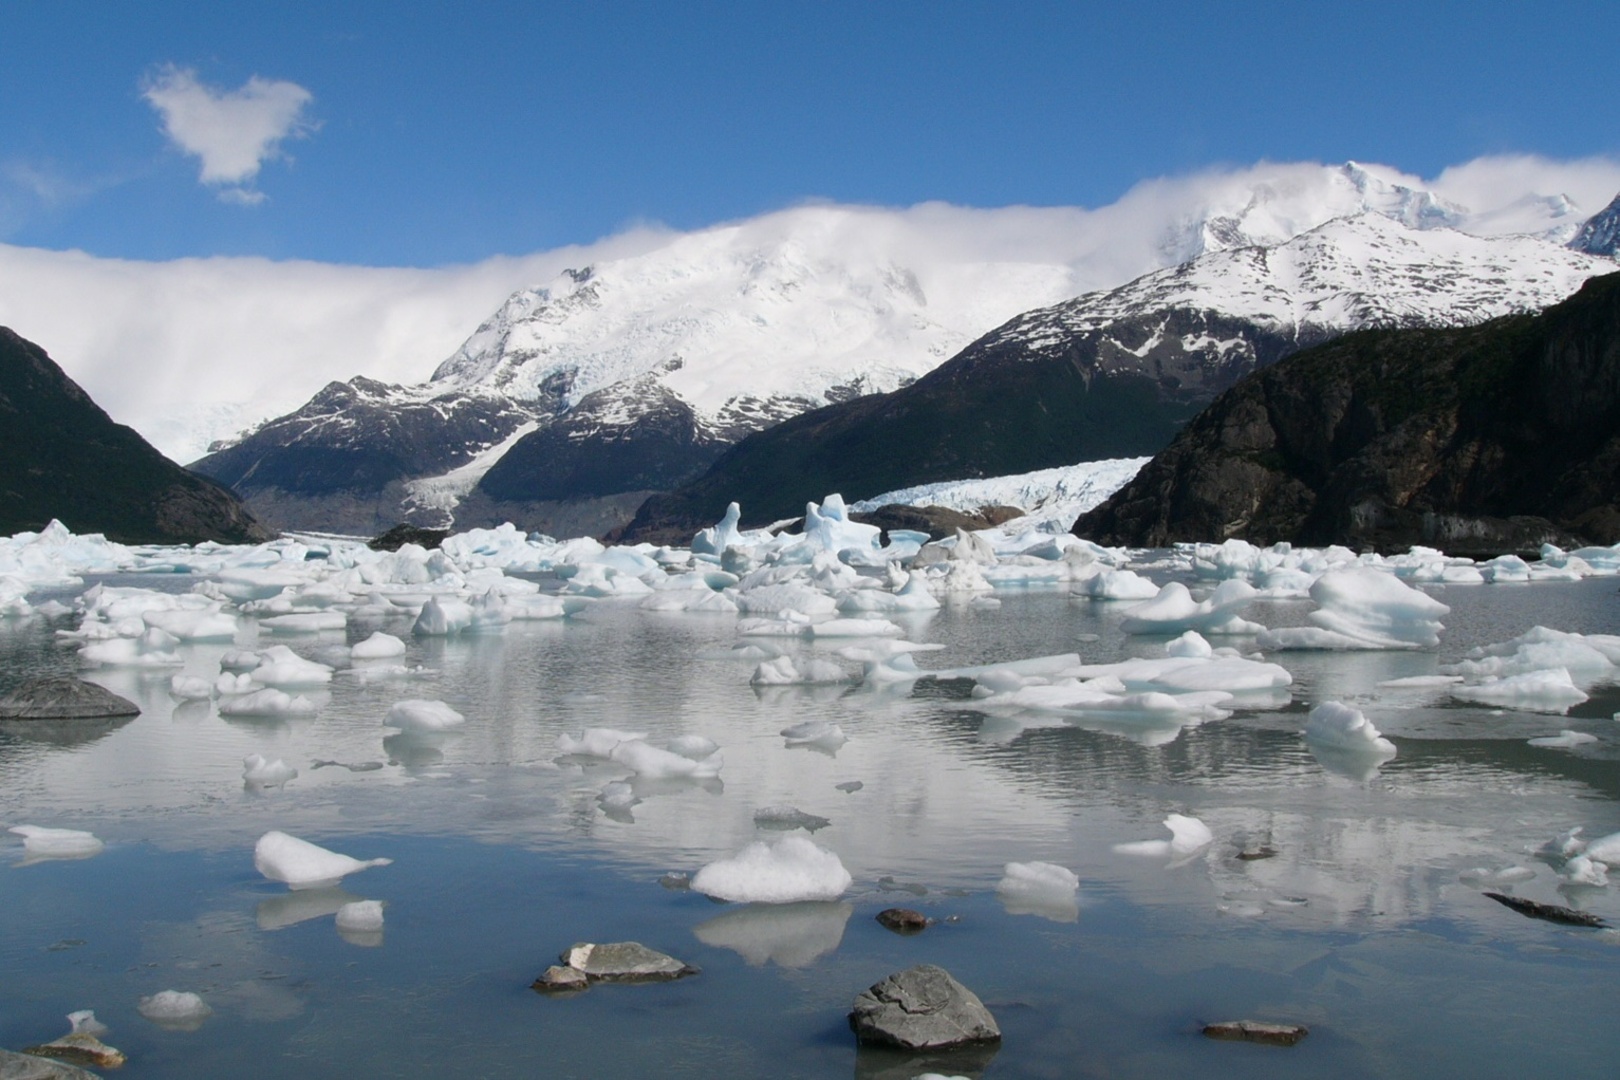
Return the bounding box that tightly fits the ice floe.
[690,835,852,903]
[254,830,392,890]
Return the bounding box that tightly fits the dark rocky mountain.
[1072,271,1620,555]
[620,215,1611,540]
[0,328,270,544]
[1570,192,1620,258]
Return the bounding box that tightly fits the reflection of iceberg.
[256,885,361,930]
[691,900,853,967]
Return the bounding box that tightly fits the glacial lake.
[3,571,1619,1078]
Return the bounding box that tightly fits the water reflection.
[692,901,853,967]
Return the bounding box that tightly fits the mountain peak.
[1569,191,1620,257]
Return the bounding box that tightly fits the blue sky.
[5,0,1617,267]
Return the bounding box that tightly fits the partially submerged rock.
[875,908,932,934]
[532,941,698,992]
[849,964,1001,1050]
[19,1031,124,1070]
[1202,1020,1309,1046]
[0,678,139,720]
[0,1049,100,1079]
[1484,891,1609,928]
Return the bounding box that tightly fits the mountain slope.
[621,215,1613,537]
[0,328,270,544]
[1071,270,1620,554]
[1570,192,1620,258]
[190,167,1614,537]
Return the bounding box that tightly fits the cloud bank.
[0,154,1614,463]
[142,66,315,202]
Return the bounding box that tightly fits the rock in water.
[555,942,698,984]
[875,908,932,934]
[0,1049,100,1079]
[848,964,1001,1050]
[20,1031,125,1070]
[1202,1020,1309,1046]
[1484,892,1609,928]
[532,965,590,992]
[0,678,139,719]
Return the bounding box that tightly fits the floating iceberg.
[690,835,853,903]
[243,754,299,788]
[383,699,466,732]
[254,830,392,890]
[351,632,407,659]
[996,861,1080,922]
[138,990,212,1030]
[1527,730,1598,748]
[780,719,847,749]
[9,824,104,859]
[557,728,648,759]
[751,656,849,686]
[335,899,386,932]
[219,688,319,718]
[1451,668,1588,712]
[1119,580,1263,636]
[250,646,334,688]
[1257,568,1449,650]
[609,739,723,780]
[1303,701,1397,757]
[1113,814,1213,859]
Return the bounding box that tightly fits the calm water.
[2,574,1618,1078]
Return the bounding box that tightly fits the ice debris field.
[4,494,1620,1074]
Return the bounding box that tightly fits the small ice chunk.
[9,825,104,859]
[351,632,407,659]
[750,656,849,685]
[219,688,318,718]
[260,611,347,633]
[253,830,392,890]
[383,699,466,732]
[1457,866,1536,885]
[214,672,259,696]
[1112,813,1213,858]
[1528,730,1599,748]
[1584,831,1620,865]
[780,719,847,748]
[243,754,299,788]
[996,861,1080,921]
[1451,668,1588,712]
[1165,631,1214,658]
[597,781,639,810]
[169,674,215,700]
[1563,854,1610,886]
[557,728,648,759]
[335,899,386,932]
[250,645,334,688]
[610,739,723,779]
[690,835,852,903]
[138,990,212,1029]
[1303,701,1396,756]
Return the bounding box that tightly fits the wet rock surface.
[875,908,932,934]
[848,964,1001,1050]
[0,1050,100,1079]
[532,941,698,992]
[18,1032,124,1070]
[0,678,140,720]
[1485,892,1609,927]
[1202,1020,1309,1046]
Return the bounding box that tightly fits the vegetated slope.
[621,215,1613,538]
[1072,270,1620,554]
[0,328,270,544]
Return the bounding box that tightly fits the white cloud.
[142,65,315,197]
[0,154,1614,463]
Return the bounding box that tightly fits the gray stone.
[848,964,1001,1050]
[1202,1020,1309,1046]
[559,941,698,983]
[875,908,932,934]
[0,1049,100,1079]
[0,678,139,720]
[531,965,589,992]
[18,1033,123,1070]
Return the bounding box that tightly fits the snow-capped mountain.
[191,166,1618,536]
[623,214,1616,537]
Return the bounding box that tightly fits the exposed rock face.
[1074,271,1620,554]
[1570,192,1620,258]
[0,678,140,720]
[848,964,1001,1050]
[0,328,270,544]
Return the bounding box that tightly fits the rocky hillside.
[622,215,1613,538]
[1071,271,1620,554]
[0,328,270,544]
